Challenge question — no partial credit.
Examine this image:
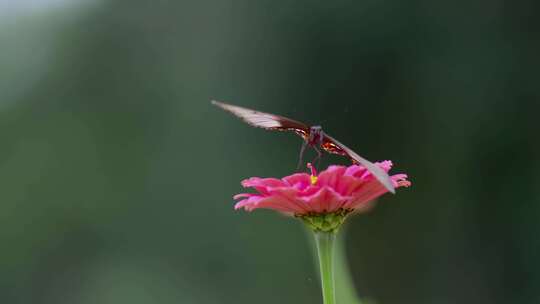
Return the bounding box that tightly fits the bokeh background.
[1,0,539,303]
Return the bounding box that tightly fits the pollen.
[310,175,318,185]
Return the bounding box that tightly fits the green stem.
[314,231,337,304]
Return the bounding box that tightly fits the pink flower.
[234,161,411,216]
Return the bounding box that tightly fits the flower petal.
[282,173,311,190]
[344,180,388,209]
[241,177,286,195]
[300,186,351,213]
[317,165,347,189]
[345,173,411,209]
[246,196,305,213]
[266,187,311,213]
[344,165,367,178]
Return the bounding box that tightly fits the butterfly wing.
[212,100,310,139]
[321,133,396,193]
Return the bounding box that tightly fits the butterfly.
[212,100,395,193]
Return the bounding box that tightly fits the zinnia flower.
[232,161,411,304]
[234,161,410,232]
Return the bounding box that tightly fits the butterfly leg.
[312,146,323,170]
[296,141,308,171]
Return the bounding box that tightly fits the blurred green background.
[1,0,539,303]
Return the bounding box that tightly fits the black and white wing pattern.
[211,100,310,139]
[321,133,395,193]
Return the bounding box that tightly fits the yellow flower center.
[310,175,318,185]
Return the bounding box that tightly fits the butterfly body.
[307,126,324,146]
[212,100,395,193]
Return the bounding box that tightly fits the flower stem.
[314,231,337,304]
